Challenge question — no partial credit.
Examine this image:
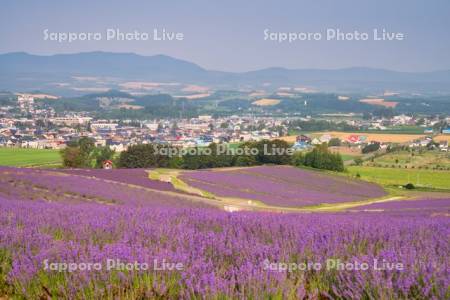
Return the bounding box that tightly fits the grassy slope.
[340,154,358,162]
[0,148,62,167]
[348,166,450,190]
[369,150,450,169]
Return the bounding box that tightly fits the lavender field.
[58,168,177,192]
[0,166,449,299]
[180,166,386,207]
[353,198,450,214]
[0,167,204,208]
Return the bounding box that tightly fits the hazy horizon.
[1,0,450,73]
[3,51,450,74]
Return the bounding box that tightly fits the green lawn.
[0,147,62,167]
[348,166,450,190]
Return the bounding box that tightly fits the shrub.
[362,142,381,154]
[354,157,363,166]
[328,138,341,147]
[404,183,415,189]
[291,151,305,166]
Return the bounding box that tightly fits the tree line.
[291,143,344,172]
[114,140,344,172]
[61,138,344,172]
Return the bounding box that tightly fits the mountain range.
[1,51,450,94]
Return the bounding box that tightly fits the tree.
[61,137,114,168]
[362,143,380,154]
[291,151,305,167]
[117,144,174,168]
[354,157,363,166]
[328,138,341,147]
[78,137,95,157]
[182,143,234,169]
[238,139,291,165]
[60,137,96,168]
[61,147,84,168]
[302,144,344,172]
[93,147,115,168]
[234,155,258,166]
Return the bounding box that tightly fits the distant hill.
[1,52,450,93]
[0,51,207,80]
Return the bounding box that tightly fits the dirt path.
[44,168,436,213]
[148,168,414,213]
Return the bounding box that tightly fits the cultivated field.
[359,98,398,108]
[434,134,450,143]
[179,165,386,207]
[328,146,363,160]
[0,147,61,167]
[350,197,450,215]
[348,166,450,190]
[280,131,426,143]
[366,150,450,169]
[0,165,448,299]
[252,98,281,106]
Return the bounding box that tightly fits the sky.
[1,0,449,72]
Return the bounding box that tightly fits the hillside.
[2,52,450,93]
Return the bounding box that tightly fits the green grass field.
[348,166,450,190]
[366,150,450,169]
[340,154,358,162]
[0,147,62,167]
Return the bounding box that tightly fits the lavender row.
[181,166,386,207]
[57,168,176,192]
[0,167,206,208]
[0,196,448,299]
[354,198,450,211]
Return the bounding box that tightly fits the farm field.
[251,98,281,106]
[312,131,427,143]
[0,167,206,208]
[340,154,358,162]
[0,147,61,167]
[58,168,177,192]
[376,125,425,134]
[348,166,450,190]
[366,150,450,169]
[0,165,448,299]
[434,134,450,143]
[350,197,450,214]
[359,98,398,108]
[280,131,425,143]
[328,146,363,161]
[179,165,386,207]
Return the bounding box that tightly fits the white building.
[17,94,34,112]
[50,117,93,126]
[90,123,118,131]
